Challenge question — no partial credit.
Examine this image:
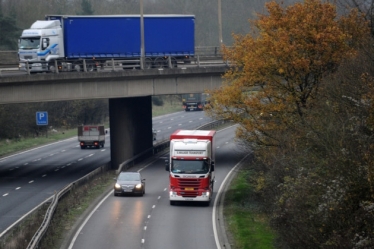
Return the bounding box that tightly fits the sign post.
[36,111,48,137]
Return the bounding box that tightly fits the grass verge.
[224,168,276,249]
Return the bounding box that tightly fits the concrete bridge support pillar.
[109,96,153,170]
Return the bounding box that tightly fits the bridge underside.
[109,96,153,170]
[0,67,226,104]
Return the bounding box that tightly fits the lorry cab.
[18,20,64,72]
[166,130,216,206]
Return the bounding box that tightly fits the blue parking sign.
[36,112,48,125]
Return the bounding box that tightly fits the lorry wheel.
[74,63,82,72]
[154,57,166,68]
[80,145,85,149]
[86,63,96,72]
[144,58,153,69]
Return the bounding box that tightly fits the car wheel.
[114,191,117,196]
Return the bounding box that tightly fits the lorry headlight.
[169,191,177,196]
[202,191,210,197]
[115,183,121,189]
[135,183,142,189]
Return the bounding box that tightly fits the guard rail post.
[54,60,59,74]
[83,59,87,72]
[168,56,172,68]
[26,61,30,75]
[111,58,115,71]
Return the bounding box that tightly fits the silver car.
[114,172,145,196]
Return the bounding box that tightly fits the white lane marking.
[152,205,155,209]
[24,163,28,165]
[148,215,151,219]
[55,169,59,172]
[164,188,167,191]
[101,149,106,152]
[16,187,21,190]
[78,158,83,161]
[141,239,145,244]
[69,155,165,248]
[168,127,172,129]
[3,193,8,197]
[29,180,34,183]
[67,163,72,166]
[49,154,54,156]
[158,196,161,200]
[144,226,147,230]
[61,150,66,152]
[212,153,250,249]
[68,190,113,249]
[86,154,94,158]
[0,136,77,161]
[42,174,47,177]
[178,124,182,126]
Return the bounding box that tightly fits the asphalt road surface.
[0,111,213,235]
[67,125,247,249]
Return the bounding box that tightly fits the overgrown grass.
[40,171,115,249]
[0,129,78,158]
[152,101,182,116]
[224,169,276,249]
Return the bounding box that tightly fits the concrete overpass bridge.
[0,66,228,169]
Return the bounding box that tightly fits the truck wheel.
[86,62,96,72]
[80,145,85,149]
[154,57,166,68]
[73,63,82,72]
[144,58,153,69]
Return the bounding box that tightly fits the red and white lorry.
[166,129,216,205]
[78,125,105,149]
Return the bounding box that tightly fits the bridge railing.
[0,47,230,76]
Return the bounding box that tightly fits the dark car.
[114,172,145,196]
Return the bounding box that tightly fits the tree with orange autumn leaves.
[206,0,368,147]
[206,0,374,248]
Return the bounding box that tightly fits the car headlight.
[115,183,121,189]
[135,183,142,189]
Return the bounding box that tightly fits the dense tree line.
[0,0,300,49]
[206,0,374,248]
[0,100,108,139]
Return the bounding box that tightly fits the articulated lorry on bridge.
[165,129,216,206]
[78,125,105,149]
[182,93,208,111]
[18,15,195,73]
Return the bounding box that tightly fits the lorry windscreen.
[19,37,40,49]
[171,159,209,174]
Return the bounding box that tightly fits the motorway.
[0,111,212,234]
[66,125,246,249]
[0,111,248,249]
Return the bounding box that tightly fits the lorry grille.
[177,178,201,197]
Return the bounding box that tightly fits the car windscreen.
[171,159,209,174]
